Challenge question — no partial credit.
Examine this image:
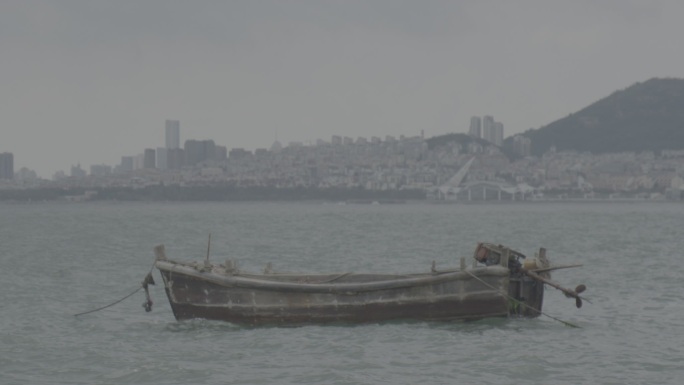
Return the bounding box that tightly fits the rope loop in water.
[74,262,156,317]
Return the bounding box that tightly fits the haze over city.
[3,1,684,177]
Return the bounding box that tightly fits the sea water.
[1,201,682,384]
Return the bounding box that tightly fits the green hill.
[517,78,684,156]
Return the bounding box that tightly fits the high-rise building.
[120,156,134,172]
[156,147,168,170]
[167,148,185,170]
[144,148,156,169]
[229,148,250,160]
[165,120,180,149]
[0,152,14,180]
[482,115,495,143]
[184,140,215,166]
[134,154,144,170]
[71,164,86,178]
[468,117,481,138]
[215,145,227,161]
[90,164,112,176]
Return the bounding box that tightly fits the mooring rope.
[74,261,156,317]
[463,269,581,328]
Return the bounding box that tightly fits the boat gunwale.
[155,259,509,294]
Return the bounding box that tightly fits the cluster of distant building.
[60,121,430,180]
[467,115,531,158]
[1,116,515,183]
[3,116,684,202]
[468,115,504,146]
[62,120,232,178]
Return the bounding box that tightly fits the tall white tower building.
[468,116,481,138]
[482,115,495,143]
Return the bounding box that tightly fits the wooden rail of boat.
[155,259,510,293]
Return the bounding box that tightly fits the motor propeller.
[524,268,589,308]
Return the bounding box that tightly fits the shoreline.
[0,185,679,203]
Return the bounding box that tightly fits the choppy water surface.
[1,201,683,384]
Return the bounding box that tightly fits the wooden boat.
[150,242,585,326]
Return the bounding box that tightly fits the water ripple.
[2,201,683,384]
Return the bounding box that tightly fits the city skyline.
[3,128,683,203]
[10,114,514,179]
[3,1,684,177]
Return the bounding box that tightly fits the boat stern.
[473,243,545,317]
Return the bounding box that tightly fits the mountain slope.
[520,78,684,155]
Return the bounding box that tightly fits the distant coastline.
[0,185,677,203]
[0,185,425,203]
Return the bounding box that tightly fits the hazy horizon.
[3,1,684,178]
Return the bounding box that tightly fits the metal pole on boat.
[205,233,212,267]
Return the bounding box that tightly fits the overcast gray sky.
[2,1,684,177]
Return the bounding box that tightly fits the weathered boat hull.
[158,269,511,324]
[154,245,543,325]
